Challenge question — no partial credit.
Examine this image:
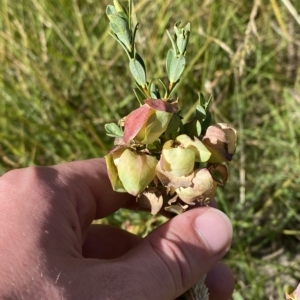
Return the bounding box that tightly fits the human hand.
[0,159,234,300]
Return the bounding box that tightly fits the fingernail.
[194,209,233,255]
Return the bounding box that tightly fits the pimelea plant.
[105,1,237,299]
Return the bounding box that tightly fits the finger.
[205,262,234,300]
[117,206,232,300]
[82,224,141,259]
[52,159,135,219]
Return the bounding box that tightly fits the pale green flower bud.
[175,134,211,162]
[106,148,158,196]
[113,0,126,14]
[161,140,195,176]
[105,148,127,193]
[117,149,158,195]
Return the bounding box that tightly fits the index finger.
[52,158,134,220]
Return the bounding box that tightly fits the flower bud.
[161,140,195,177]
[105,147,127,193]
[106,148,158,196]
[174,22,190,55]
[123,99,176,145]
[113,0,126,14]
[175,134,211,162]
[160,134,211,177]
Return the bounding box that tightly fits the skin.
[0,159,234,300]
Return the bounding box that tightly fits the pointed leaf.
[149,82,160,99]
[110,20,132,52]
[164,114,183,140]
[169,56,185,83]
[166,49,176,78]
[129,58,147,87]
[183,119,202,139]
[105,123,123,137]
[106,5,117,18]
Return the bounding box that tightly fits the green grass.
[1,0,300,298]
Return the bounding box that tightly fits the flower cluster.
[105,98,237,215]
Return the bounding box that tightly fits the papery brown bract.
[202,123,237,163]
[138,191,163,215]
[155,162,194,191]
[175,168,217,205]
[208,164,228,186]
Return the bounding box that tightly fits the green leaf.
[184,119,202,138]
[106,5,117,18]
[109,19,132,51]
[133,87,145,104]
[196,105,206,117]
[164,114,183,140]
[175,22,190,55]
[105,123,124,137]
[134,52,146,73]
[158,79,168,99]
[198,92,206,106]
[149,82,160,99]
[166,49,175,79]
[198,92,212,111]
[169,56,185,83]
[202,111,212,133]
[166,30,178,53]
[129,58,147,87]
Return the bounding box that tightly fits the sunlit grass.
[1,0,300,298]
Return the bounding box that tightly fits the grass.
[1,0,300,298]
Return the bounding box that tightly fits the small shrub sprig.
[105,0,237,216]
[104,1,237,298]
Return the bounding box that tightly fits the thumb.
[123,207,232,300]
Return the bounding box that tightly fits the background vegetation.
[1,0,300,298]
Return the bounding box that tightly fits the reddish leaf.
[144,99,178,113]
[123,105,152,144]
